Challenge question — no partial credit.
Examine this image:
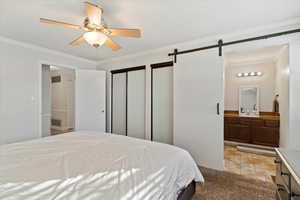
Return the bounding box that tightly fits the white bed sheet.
[0,131,203,200]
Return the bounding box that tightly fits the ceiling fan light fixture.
[83,31,108,47]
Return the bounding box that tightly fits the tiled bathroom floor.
[224,145,276,182]
[51,129,74,135]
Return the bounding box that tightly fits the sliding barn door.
[75,70,106,132]
[174,49,224,170]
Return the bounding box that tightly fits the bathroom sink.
[239,114,259,118]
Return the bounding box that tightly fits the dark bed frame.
[177,181,196,200]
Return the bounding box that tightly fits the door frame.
[223,41,291,149]
[38,61,77,138]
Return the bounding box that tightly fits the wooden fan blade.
[40,18,81,30]
[105,37,121,51]
[84,2,102,26]
[70,35,86,46]
[108,28,141,38]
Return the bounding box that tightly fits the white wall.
[225,61,276,112]
[50,67,75,131]
[0,38,96,145]
[275,46,290,148]
[289,40,300,150]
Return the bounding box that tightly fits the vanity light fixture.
[257,72,262,76]
[236,72,263,78]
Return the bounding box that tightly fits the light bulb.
[83,31,108,47]
[257,72,262,76]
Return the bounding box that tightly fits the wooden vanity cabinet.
[224,113,279,147]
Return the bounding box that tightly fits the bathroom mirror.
[239,87,259,116]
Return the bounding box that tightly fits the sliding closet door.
[174,49,224,170]
[112,73,127,135]
[111,66,146,138]
[127,70,146,139]
[152,64,173,144]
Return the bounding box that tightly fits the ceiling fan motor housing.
[84,17,107,31]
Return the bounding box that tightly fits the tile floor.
[51,129,74,135]
[224,145,276,182]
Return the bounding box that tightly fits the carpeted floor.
[193,167,276,200]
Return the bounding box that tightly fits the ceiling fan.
[40,2,141,51]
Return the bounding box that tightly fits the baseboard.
[237,146,276,157]
[224,140,275,151]
[225,140,276,157]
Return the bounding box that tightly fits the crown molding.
[0,35,97,65]
[97,17,300,65]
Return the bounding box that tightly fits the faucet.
[240,107,244,113]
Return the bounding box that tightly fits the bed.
[0,131,204,200]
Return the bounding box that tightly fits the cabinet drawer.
[240,118,251,125]
[265,120,280,128]
[225,117,239,124]
[251,119,264,127]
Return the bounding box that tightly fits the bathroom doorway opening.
[41,65,75,136]
[223,44,289,182]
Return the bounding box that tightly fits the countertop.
[276,148,300,186]
[224,112,280,121]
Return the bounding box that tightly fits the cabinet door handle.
[217,103,220,115]
[281,172,291,177]
[292,193,300,198]
[277,184,286,191]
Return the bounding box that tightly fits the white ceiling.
[1,0,300,61]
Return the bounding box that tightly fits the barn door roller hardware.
[169,28,300,62]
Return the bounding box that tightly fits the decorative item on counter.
[273,94,279,113]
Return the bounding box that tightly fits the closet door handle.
[217,103,220,115]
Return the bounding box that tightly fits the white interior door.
[75,70,106,132]
[174,49,224,170]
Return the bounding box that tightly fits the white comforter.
[0,132,203,200]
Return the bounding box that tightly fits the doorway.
[41,64,75,136]
[223,44,289,182]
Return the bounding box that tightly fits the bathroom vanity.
[224,111,280,147]
[224,86,280,147]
